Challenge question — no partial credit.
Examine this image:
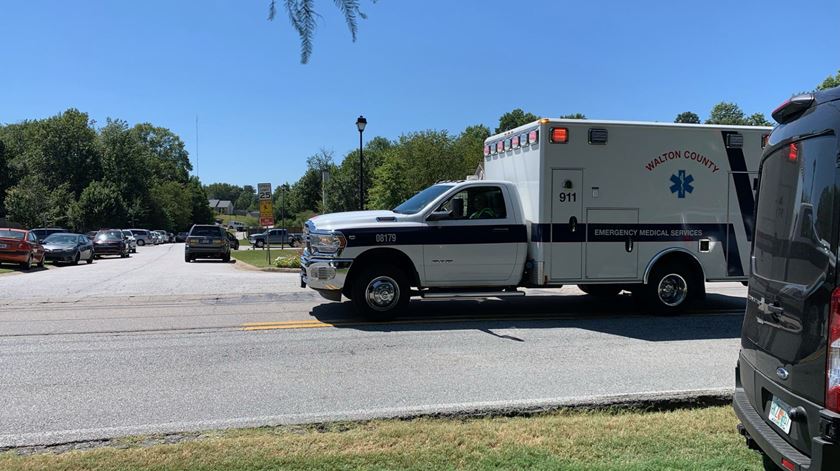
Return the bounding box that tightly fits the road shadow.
[192,259,237,264]
[308,292,746,342]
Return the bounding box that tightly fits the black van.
[735,87,840,470]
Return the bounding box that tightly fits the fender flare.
[642,248,705,284]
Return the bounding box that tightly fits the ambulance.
[300,118,771,318]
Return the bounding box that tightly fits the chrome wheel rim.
[365,276,400,312]
[657,274,688,307]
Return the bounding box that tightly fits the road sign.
[258,182,272,201]
[259,197,274,227]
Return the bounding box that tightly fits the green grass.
[0,406,762,470]
[0,266,15,275]
[231,248,301,268]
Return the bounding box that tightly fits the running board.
[420,290,525,299]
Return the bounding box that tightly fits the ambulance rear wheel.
[640,262,703,314]
[350,263,409,321]
[578,284,621,297]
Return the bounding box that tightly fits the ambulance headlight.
[310,231,347,255]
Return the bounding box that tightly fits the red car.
[0,228,46,269]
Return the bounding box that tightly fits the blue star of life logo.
[669,170,694,198]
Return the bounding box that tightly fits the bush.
[274,254,301,268]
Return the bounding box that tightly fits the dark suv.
[735,87,840,470]
[185,224,230,262]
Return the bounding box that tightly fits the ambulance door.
[585,208,639,279]
[549,169,583,280]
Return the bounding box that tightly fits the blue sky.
[1,0,838,187]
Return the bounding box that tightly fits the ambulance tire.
[639,262,703,315]
[350,263,410,321]
[578,284,621,297]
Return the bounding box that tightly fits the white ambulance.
[301,119,771,318]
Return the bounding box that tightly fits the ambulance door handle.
[625,237,634,253]
[568,216,577,233]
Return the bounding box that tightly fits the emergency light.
[550,127,568,144]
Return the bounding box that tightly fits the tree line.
[0,109,213,232]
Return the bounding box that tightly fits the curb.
[231,258,300,273]
[1,388,734,452]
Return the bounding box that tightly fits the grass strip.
[0,406,761,470]
[231,248,301,268]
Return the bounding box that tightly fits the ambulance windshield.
[392,184,453,215]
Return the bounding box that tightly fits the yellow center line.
[240,309,741,331]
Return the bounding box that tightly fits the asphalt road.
[0,243,748,447]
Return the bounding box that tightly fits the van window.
[753,135,837,287]
[436,186,507,220]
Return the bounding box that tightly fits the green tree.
[18,109,101,197]
[235,185,257,211]
[451,124,491,177]
[132,123,192,184]
[268,0,374,64]
[746,113,772,127]
[187,177,215,226]
[706,102,747,125]
[205,182,243,203]
[674,111,701,124]
[818,70,840,90]
[367,130,457,210]
[4,175,74,228]
[99,119,151,205]
[149,181,191,231]
[559,113,587,120]
[0,139,9,216]
[495,109,539,134]
[71,181,127,231]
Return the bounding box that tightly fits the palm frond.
[333,0,359,42]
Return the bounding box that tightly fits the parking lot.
[0,241,748,447]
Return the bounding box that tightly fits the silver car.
[121,230,138,253]
[127,228,152,246]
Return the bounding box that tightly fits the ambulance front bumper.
[300,252,353,301]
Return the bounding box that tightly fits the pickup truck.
[249,228,302,248]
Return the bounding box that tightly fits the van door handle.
[625,237,633,253]
[569,216,577,233]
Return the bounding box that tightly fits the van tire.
[578,284,621,297]
[639,261,703,314]
[350,263,410,321]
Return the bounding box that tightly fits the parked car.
[228,221,246,231]
[168,232,175,243]
[185,224,230,262]
[149,231,161,245]
[0,228,45,269]
[122,230,138,253]
[249,228,302,248]
[734,88,840,471]
[30,227,68,242]
[153,230,169,244]
[226,231,240,250]
[176,232,188,242]
[42,233,94,265]
[93,229,130,258]
[85,231,97,241]
[127,228,152,246]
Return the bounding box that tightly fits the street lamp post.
[356,115,367,210]
[321,169,330,213]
